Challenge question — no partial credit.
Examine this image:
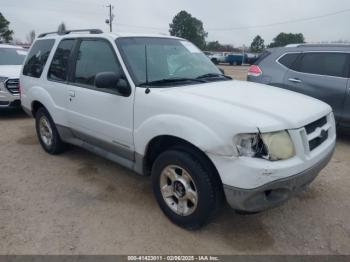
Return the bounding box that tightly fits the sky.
[1,0,350,47]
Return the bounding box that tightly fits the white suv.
[20,29,336,229]
[0,44,27,108]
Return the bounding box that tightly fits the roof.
[285,43,350,48]
[37,29,182,41]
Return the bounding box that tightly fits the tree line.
[170,11,306,53]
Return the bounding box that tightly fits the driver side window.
[73,39,123,87]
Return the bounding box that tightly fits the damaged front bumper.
[223,144,335,212]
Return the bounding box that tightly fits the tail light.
[248,65,262,77]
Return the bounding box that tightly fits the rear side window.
[48,39,75,82]
[73,39,122,87]
[23,39,55,78]
[278,53,300,70]
[298,52,348,78]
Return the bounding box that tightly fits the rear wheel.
[152,150,222,229]
[35,107,65,154]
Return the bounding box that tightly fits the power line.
[113,8,350,32]
[207,8,350,31]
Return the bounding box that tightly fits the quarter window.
[48,39,75,81]
[298,52,348,78]
[73,40,122,87]
[23,39,55,78]
[48,39,75,82]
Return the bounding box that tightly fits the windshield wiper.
[196,73,232,80]
[139,77,206,87]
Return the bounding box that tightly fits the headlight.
[235,133,267,158]
[0,76,8,83]
[0,76,7,90]
[261,131,295,161]
[234,131,295,161]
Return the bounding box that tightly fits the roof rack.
[38,29,103,38]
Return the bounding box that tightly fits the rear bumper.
[223,144,335,212]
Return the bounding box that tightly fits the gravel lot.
[1,66,350,255]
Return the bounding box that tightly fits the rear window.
[298,52,348,78]
[278,53,300,70]
[0,48,27,65]
[254,51,271,65]
[23,39,55,78]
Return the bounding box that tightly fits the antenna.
[145,45,149,85]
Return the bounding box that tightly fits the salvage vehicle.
[20,30,336,229]
[247,44,350,130]
[0,44,27,109]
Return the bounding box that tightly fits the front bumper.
[223,145,335,212]
[0,89,20,108]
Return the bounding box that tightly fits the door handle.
[288,78,302,83]
[68,90,76,97]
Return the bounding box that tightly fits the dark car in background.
[247,44,350,130]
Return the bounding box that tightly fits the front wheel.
[152,150,222,229]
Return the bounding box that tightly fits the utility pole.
[105,4,114,32]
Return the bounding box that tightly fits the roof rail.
[38,29,103,38]
[285,43,350,48]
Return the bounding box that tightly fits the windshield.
[0,48,28,65]
[116,37,222,86]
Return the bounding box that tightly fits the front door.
[66,38,134,159]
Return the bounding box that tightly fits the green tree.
[0,13,14,43]
[206,41,237,52]
[268,33,305,48]
[58,22,66,34]
[169,11,207,49]
[250,35,265,53]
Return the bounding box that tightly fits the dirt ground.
[1,66,350,255]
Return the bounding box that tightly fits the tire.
[151,149,222,229]
[35,107,65,155]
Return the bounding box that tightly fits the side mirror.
[95,72,131,96]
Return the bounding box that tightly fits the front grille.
[305,116,327,135]
[5,78,20,95]
[305,116,329,151]
[309,130,328,151]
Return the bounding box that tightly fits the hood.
[0,65,22,79]
[161,80,332,132]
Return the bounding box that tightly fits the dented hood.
[164,80,332,132]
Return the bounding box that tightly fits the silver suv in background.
[247,44,350,130]
[0,44,28,109]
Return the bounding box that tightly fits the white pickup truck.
[20,29,336,229]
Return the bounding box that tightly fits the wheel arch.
[31,100,46,117]
[143,135,223,187]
